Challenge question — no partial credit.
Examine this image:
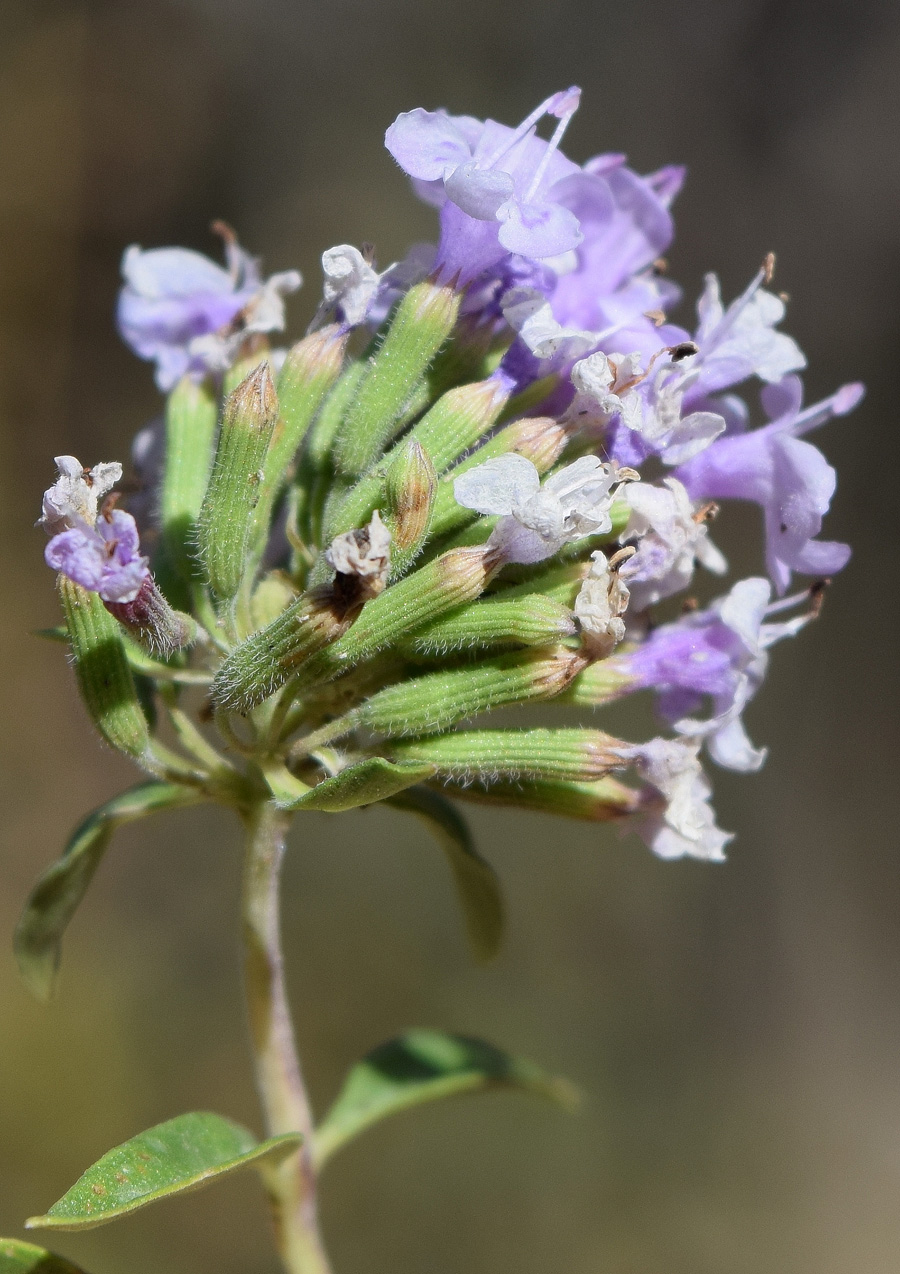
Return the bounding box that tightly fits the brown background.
[1,2,899,1271]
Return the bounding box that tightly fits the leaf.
[25,1112,301,1232]
[387,786,504,961]
[315,1030,575,1166]
[15,783,203,1000]
[267,757,436,812]
[0,1239,91,1273]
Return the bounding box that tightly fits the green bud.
[250,326,348,558]
[213,546,498,713]
[222,336,270,396]
[294,359,367,546]
[498,561,590,607]
[343,647,587,739]
[198,363,279,606]
[429,417,567,539]
[561,657,635,707]
[323,378,509,546]
[59,578,154,765]
[160,375,217,582]
[334,279,461,477]
[390,728,623,782]
[438,774,640,822]
[406,593,575,655]
[384,439,437,574]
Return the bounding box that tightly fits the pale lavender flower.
[617,577,815,771]
[118,235,301,391]
[619,736,732,861]
[619,477,727,611]
[309,244,381,331]
[386,89,586,285]
[45,509,150,604]
[454,452,635,564]
[676,375,864,592]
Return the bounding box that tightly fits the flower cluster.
[38,87,861,865]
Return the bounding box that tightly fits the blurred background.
[1,1,899,1271]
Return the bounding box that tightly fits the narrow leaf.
[269,757,436,812]
[26,1112,301,1232]
[15,783,203,1000]
[387,786,503,961]
[315,1030,575,1166]
[0,1239,91,1273]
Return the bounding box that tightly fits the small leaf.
[269,757,436,812]
[315,1030,575,1166]
[15,783,203,1000]
[26,1112,301,1232]
[0,1239,91,1273]
[387,786,503,961]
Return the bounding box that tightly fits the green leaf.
[387,786,503,961]
[25,1112,301,1232]
[0,1239,91,1273]
[15,783,203,1000]
[267,757,436,812]
[315,1030,575,1166]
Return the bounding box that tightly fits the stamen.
[705,262,770,346]
[482,91,572,169]
[525,89,581,201]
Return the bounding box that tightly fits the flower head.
[454,452,636,564]
[118,231,301,391]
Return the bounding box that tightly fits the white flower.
[325,509,392,582]
[621,736,732,861]
[454,452,635,565]
[39,456,123,536]
[568,350,645,432]
[693,268,806,391]
[629,365,726,465]
[574,549,631,657]
[310,244,381,330]
[500,286,598,361]
[620,477,726,610]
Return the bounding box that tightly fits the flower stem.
[241,800,332,1274]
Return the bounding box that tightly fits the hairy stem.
[241,801,332,1274]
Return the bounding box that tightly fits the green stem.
[241,801,332,1274]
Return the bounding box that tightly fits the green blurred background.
[1,1,899,1271]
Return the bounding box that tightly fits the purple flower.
[386,89,586,285]
[619,577,816,771]
[118,233,301,391]
[676,375,864,592]
[45,509,149,604]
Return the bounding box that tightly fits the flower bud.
[384,439,437,570]
[59,578,155,765]
[250,325,348,558]
[390,727,623,783]
[439,774,640,822]
[322,378,508,546]
[334,278,461,477]
[406,593,575,655]
[212,544,498,713]
[346,647,586,738]
[198,363,279,606]
[104,576,199,656]
[561,658,635,707]
[160,375,217,582]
